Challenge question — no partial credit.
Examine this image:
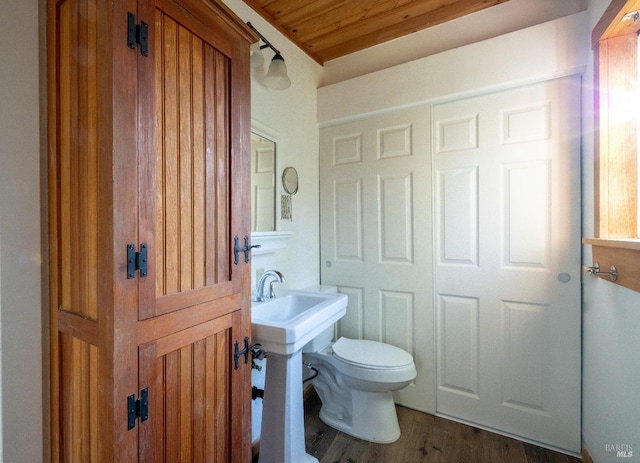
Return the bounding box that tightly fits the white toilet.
[302,298,417,443]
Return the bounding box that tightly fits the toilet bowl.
[303,336,417,443]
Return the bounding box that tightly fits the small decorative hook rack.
[587,263,618,281]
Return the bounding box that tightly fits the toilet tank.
[302,285,338,353]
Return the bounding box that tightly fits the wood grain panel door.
[48,0,143,460]
[135,0,253,461]
[48,0,255,460]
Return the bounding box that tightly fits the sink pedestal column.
[259,350,317,463]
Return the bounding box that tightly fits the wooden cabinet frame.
[584,0,640,292]
[47,0,258,460]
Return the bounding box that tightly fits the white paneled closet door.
[433,76,581,453]
[320,106,435,413]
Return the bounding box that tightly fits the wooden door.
[47,0,255,460]
[433,77,581,453]
[48,0,140,460]
[136,0,253,460]
[319,106,435,413]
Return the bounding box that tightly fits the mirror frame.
[250,120,292,254]
[251,120,278,232]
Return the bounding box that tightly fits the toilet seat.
[332,337,414,370]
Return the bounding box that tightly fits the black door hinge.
[233,235,261,265]
[234,337,263,370]
[127,12,148,57]
[234,337,250,369]
[127,388,149,430]
[127,243,148,279]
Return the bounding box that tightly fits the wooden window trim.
[584,0,640,291]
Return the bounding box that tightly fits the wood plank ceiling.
[242,0,511,64]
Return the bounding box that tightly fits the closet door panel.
[136,1,253,461]
[139,315,233,463]
[48,0,137,460]
[433,77,581,453]
[319,106,434,412]
[147,9,233,320]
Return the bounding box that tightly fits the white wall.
[224,0,324,294]
[0,0,45,461]
[222,0,324,443]
[318,14,588,124]
[581,1,640,461]
[321,0,586,86]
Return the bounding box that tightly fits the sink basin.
[251,290,347,355]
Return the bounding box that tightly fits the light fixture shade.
[263,53,291,90]
[250,42,264,69]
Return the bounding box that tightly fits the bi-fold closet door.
[432,76,581,453]
[320,76,581,454]
[320,106,435,412]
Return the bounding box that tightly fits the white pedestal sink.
[252,290,347,463]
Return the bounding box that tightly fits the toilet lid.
[332,337,414,369]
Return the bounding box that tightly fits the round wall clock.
[282,166,299,195]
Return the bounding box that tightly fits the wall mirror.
[250,121,292,256]
[251,131,276,232]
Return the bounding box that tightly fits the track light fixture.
[247,22,291,90]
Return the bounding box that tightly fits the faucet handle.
[255,269,285,301]
[269,280,279,299]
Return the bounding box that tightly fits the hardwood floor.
[299,393,581,463]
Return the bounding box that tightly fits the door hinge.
[234,337,250,369]
[127,388,149,430]
[127,243,148,279]
[233,235,261,265]
[127,12,148,57]
[233,337,263,370]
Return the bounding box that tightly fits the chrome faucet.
[254,270,285,302]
